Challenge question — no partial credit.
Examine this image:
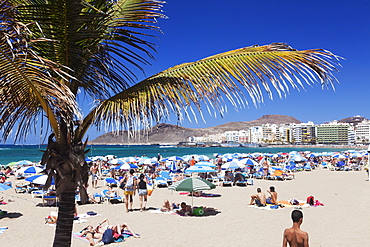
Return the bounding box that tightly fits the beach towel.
[72,230,138,244]
[247,205,284,211]
[0,227,8,235]
[150,209,177,215]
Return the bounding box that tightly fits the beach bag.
[306,196,314,206]
[119,181,126,190]
[193,207,205,216]
[102,228,115,244]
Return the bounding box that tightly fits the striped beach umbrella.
[25,174,55,185]
[185,165,215,173]
[169,178,216,207]
[17,166,43,174]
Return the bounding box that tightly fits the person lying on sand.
[176,202,217,216]
[81,218,139,246]
[161,200,179,212]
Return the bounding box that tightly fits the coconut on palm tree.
[0,0,341,246]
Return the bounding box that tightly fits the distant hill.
[339,115,368,125]
[90,114,301,145]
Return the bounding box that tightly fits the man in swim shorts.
[282,210,309,247]
[249,187,266,206]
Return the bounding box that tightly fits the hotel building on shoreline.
[189,118,370,146]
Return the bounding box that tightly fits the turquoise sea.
[0,144,356,166]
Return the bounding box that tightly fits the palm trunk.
[53,188,76,246]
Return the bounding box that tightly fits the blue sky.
[5,0,370,144]
[131,0,370,127]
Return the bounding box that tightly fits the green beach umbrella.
[168,177,216,209]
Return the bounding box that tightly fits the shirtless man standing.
[282,210,309,247]
[249,187,266,206]
[90,163,99,189]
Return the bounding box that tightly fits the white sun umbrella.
[332,154,349,159]
[25,174,55,185]
[17,166,43,174]
[92,156,105,161]
[196,161,216,167]
[125,157,138,163]
[16,160,34,165]
[185,165,215,173]
[196,155,209,161]
[109,158,125,165]
[115,163,139,170]
[292,155,306,162]
[222,160,245,170]
[240,158,259,166]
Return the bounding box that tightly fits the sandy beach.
[1,167,369,246]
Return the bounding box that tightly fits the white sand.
[1,168,370,246]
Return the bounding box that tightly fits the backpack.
[102,228,115,244]
[306,196,314,206]
[125,176,134,189]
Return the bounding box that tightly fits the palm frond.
[0,2,78,142]
[76,43,342,139]
[11,0,165,98]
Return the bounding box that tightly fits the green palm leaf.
[11,0,165,97]
[0,1,78,142]
[77,43,341,139]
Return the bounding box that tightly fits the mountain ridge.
[90,114,301,145]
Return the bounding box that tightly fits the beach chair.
[234,173,247,186]
[104,177,118,187]
[158,171,173,185]
[42,194,58,206]
[101,190,123,204]
[31,189,47,198]
[14,183,27,193]
[154,177,168,188]
[303,164,312,171]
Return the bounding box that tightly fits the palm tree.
[0,0,341,246]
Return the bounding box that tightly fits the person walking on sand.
[282,210,309,247]
[90,163,99,189]
[120,169,137,213]
[137,173,148,211]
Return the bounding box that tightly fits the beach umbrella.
[92,156,105,161]
[4,162,17,168]
[271,154,282,158]
[169,160,179,173]
[185,165,215,173]
[196,155,209,161]
[138,158,152,165]
[221,160,245,170]
[25,174,55,185]
[169,177,216,207]
[0,183,12,191]
[17,166,43,174]
[125,157,138,163]
[332,154,349,159]
[168,156,184,161]
[239,158,259,166]
[16,160,34,165]
[85,158,93,162]
[108,158,125,165]
[196,161,216,167]
[114,163,138,170]
[292,155,306,162]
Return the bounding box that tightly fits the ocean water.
[0,144,354,165]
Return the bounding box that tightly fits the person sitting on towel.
[249,188,266,206]
[266,186,278,204]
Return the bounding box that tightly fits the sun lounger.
[101,190,123,204]
[42,195,58,206]
[14,184,27,193]
[104,178,118,187]
[154,177,168,188]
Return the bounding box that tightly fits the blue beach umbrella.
[17,166,43,174]
[115,163,138,170]
[25,174,55,185]
[240,158,259,166]
[0,183,12,191]
[332,154,349,159]
[196,161,216,167]
[185,165,215,173]
[16,160,34,165]
[168,156,184,161]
